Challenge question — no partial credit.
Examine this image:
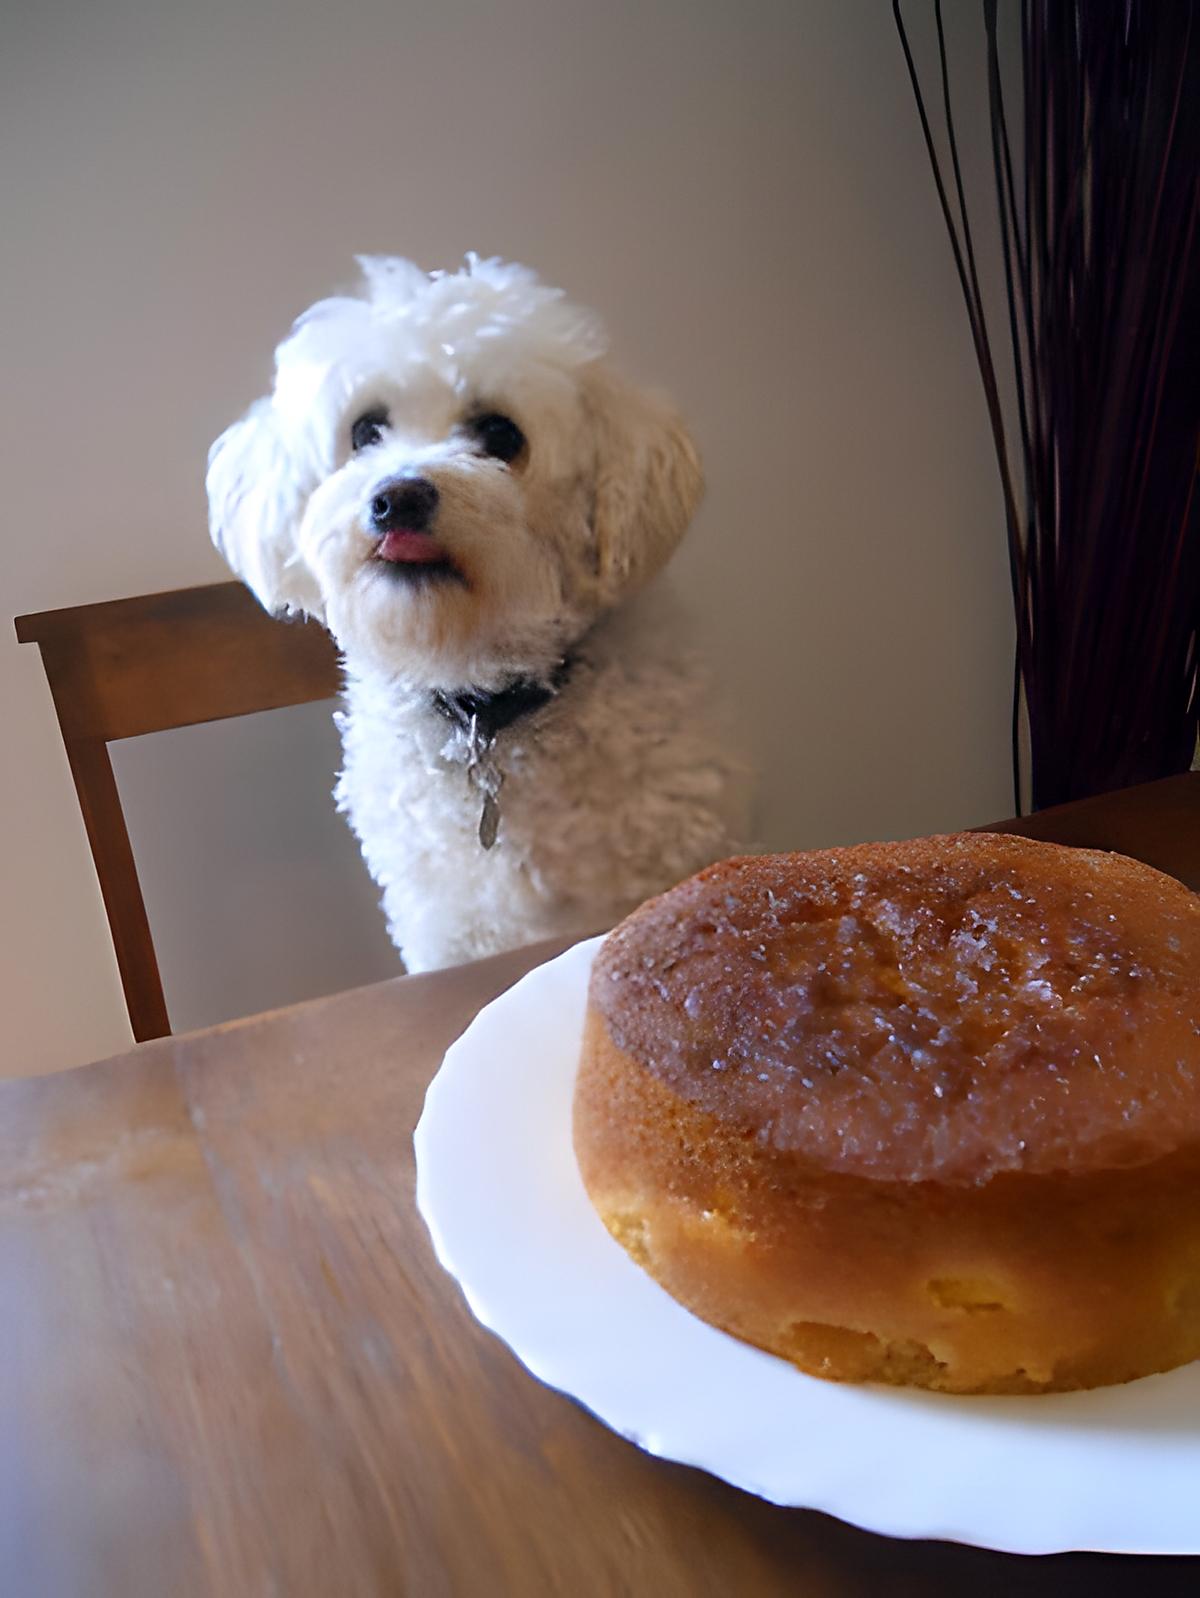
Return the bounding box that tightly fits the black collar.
[431,656,573,746]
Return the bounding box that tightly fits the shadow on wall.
[112,700,399,1033]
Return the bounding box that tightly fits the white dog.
[207,255,747,971]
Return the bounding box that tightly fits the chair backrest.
[15,581,341,1043]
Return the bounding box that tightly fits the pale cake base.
[575,1010,1200,1395]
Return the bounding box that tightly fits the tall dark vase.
[896,2,1200,812]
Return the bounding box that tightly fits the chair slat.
[15,580,343,1041]
[17,582,340,743]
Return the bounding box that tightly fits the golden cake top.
[590,833,1200,1184]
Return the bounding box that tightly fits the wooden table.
[4,774,1199,1597]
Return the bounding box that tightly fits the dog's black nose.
[369,477,440,534]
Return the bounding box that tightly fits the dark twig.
[895,2,1200,809]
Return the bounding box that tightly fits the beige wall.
[1,0,1013,1074]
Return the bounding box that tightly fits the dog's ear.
[206,397,325,620]
[583,365,704,605]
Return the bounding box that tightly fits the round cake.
[573,832,1200,1393]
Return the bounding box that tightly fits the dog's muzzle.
[367,475,455,570]
[369,476,440,534]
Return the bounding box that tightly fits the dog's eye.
[470,413,526,464]
[351,409,389,452]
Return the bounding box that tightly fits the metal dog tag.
[478,790,501,850]
[465,723,504,850]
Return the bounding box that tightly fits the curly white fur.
[208,255,748,971]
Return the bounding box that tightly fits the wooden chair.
[15,582,341,1043]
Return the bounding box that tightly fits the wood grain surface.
[3,776,1199,1597]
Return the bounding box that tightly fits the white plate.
[414,936,1200,1555]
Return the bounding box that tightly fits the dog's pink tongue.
[377,530,444,564]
